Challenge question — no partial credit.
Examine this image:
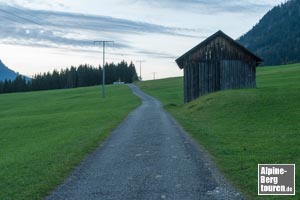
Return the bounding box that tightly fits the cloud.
[135,50,177,59]
[129,0,277,14]
[0,0,67,10]
[0,3,201,51]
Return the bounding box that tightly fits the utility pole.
[152,72,156,80]
[93,41,114,98]
[136,60,145,81]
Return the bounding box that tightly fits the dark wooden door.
[199,61,220,96]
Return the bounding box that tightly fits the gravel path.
[45,84,243,200]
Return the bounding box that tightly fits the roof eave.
[175,57,184,69]
[175,30,264,69]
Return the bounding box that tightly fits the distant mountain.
[238,0,300,66]
[0,59,29,81]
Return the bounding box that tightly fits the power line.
[0,9,42,26]
[0,7,64,36]
[0,13,25,24]
[0,6,107,55]
[136,60,145,81]
[93,41,114,98]
[7,5,44,21]
[5,6,64,34]
[0,6,118,63]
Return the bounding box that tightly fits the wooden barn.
[176,30,263,103]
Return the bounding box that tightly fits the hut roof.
[176,30,263,69]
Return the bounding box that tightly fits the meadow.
[137,63,300,199]
[0,85,140,200]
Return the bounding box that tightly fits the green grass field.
[0,85,140,200]
[137,63,300,199]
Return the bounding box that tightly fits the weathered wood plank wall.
[184,60,256,103]
[178,32,260,103]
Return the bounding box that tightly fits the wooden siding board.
[189,64,192,101]
[194,63,199,98]
[204,63,207,94]
[201,62,205,96]
[198,63,202,96]
[187,65,191,102]
[219,60,256,90]
[213,62,216,92]
[184,66,187,103]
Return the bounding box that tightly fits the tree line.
[0,61,138,94]
[238,0,300,66]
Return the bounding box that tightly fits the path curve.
[45,84,243,200]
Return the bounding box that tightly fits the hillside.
[238,0,300,66]
[0,59,30,81]
[0,85,140,200]
[0,59,19,81]
[137,63,300,199]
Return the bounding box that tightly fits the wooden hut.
[176,30,263,103]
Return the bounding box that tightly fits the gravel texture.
[45,84,243,200]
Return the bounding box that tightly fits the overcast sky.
[0,0,285,80]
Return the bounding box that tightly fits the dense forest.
[0,61,138,94]
[238,0,300,66]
